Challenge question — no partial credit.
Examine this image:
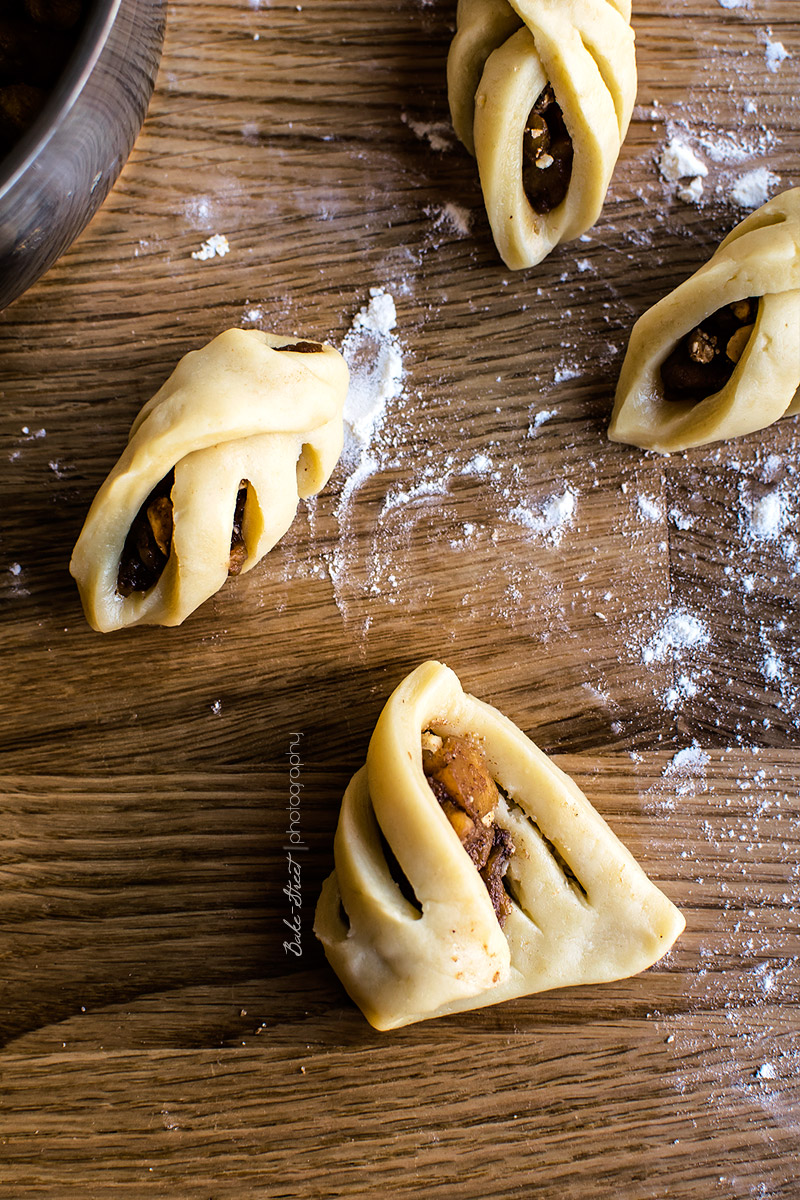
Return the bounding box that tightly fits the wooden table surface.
[1,1,799,1196]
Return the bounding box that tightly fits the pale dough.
[447,0,636,269]
[70,329,348,631]
[609,188,800,453]
[314,661,685,1030]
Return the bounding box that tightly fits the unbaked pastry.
[447,0,636,269]
[609,188,800,453]
[70,329,348,631]
[314,660,684,1030]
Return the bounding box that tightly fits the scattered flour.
[738,482,790,542]
[528,408,556,436]
[508,489,577,545]
[340,288,404,458]
[5,561,29,599]
[761,646,784,685]
[460,452,495,477]
[758,29,789,73]
[664,673,699,712]
[662,742,712,798]
[642,609,711,665]
[654,118,778,210]
[401,113,454,151]
[658,138,708,203]
[758,626,797,708]
[318,287,409,620]
[553,362,582,385]
[380,478,449,518]
[184,196,214,226]
[677,176,704,205]
[637,494,664,524]
[669,506,694,532]
[641,741,712,812]
[728,166,781,209]
[191,233,230,261]
[431,202,472,236]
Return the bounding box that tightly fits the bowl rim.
[0,0,123,203]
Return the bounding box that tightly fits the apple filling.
[422,731,514,926]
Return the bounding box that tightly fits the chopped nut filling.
[116,475,250,596]
[521,84,573,216]
[422,731,514,926]
[274,341,323,353]
[687,328,716,365]
[660,297,759,405]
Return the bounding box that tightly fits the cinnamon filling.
[521,84,574,216]
[660,297,759,405]
[116,475,250,596]
[422,731,514,926]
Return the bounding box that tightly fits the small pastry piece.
[70,329,348,631]
[447,0,636,269]
[314,661,684,1030]
[609,188,800,453]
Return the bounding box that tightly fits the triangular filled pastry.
[609,187,800,453]
[447,0,636,269]
[315,661,684,1030]
[70,329,348,630]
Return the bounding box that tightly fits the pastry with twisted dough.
[447,0,636,269]
[70,329,348,631]
[609,188,800,453]
[314,661,684,1030]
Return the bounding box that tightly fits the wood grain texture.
[1,0,799,1195]
[0,759,798,1198]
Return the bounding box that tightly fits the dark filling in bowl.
[522,84,574,216]
[116,473,250,596]
[0,1,88,160]
[660,297,759,405]
[422,731,514,926]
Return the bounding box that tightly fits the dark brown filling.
[660,297,759,405]
[522,84,574,216]
[275,341,323,354]
[116,475,250,596]
[422,731,514,927]
[228,484,248,576]
[0,2,87,159]
[116,471,175,597]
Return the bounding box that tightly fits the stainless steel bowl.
[0,0,165,310]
